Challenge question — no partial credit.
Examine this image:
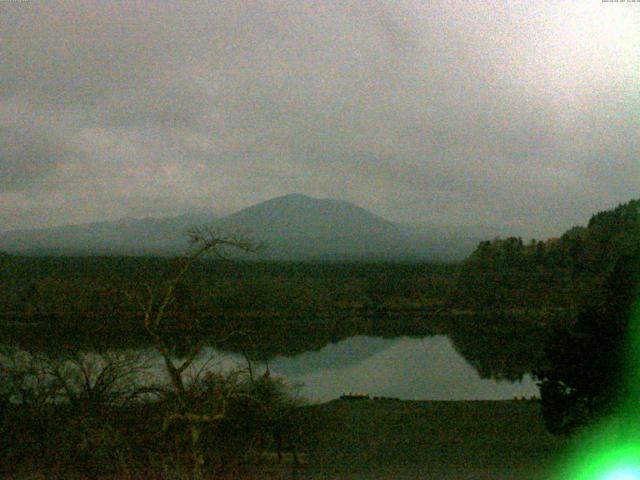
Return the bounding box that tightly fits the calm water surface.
[2,335,539,403]
[189,335,538,402]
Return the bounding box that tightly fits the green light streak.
[557,433,640,480]
[553,264,640,480]
[603,466,640,480]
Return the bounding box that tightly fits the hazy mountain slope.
[214,193,411,259]
[0,213,217,255]
[0,194,487,260]
[399,222,509,263]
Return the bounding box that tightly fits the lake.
[1,332,540,404]
[169,334,539,402]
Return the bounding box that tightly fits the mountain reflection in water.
[193,335,538,402]
[1,311,548,403]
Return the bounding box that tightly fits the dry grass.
[293,399,567,479]
[2,400,567,480]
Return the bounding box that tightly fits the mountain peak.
[262,193,320,205]
[279,192,312,200]
[251,193,364,212]
[0,194,476,260]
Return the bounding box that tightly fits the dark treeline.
[0,258,458,357]
[1,310,553,383]
[454,199,640,310]
[0,255,554,382]
[453,198,640,434]
[0,257,457,320]
[535,249,640,434]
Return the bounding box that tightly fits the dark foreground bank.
[294,399,565,480]
[2,399,566,480]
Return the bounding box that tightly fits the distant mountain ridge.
[0,194,489,261]
[0,213,218,256]
[215,193,410,259]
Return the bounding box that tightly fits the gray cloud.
[0,0,638,235]
[0,129,59,191]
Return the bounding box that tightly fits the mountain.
[0,213,218,256]
[0,194,489,261]
[215,193,410,260]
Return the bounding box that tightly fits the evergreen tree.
[535,249,640,434]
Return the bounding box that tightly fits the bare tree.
[44,349,157,410]
[125,228,262,479]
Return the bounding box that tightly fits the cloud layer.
[1,1,638,236]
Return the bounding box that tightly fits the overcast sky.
[1,1,638,237]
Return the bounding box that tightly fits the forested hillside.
[454,199,640,309]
